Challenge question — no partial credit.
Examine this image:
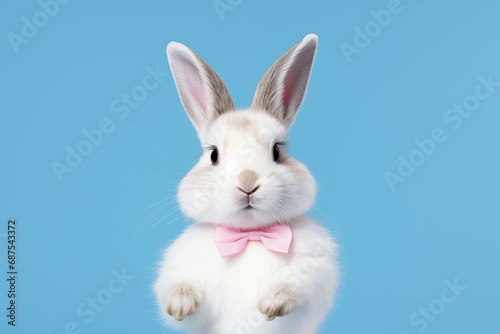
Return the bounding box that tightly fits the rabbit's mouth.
[243,205,254,210]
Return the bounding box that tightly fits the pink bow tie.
[214,224,293,258]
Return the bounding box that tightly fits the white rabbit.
[154,34,339,334]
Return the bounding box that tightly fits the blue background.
[1,0,499,333]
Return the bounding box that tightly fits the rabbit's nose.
[238,169,258,192]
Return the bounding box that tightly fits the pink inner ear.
[184,61,207,114]
[282,65,299,116]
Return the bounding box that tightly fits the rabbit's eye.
[273,144,280,162]
[211,148,219,165]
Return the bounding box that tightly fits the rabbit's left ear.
[167,42,235,133]
[252,34,318,130]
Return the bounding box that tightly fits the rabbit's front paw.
[164,284,201,321]
[259,285,300,321]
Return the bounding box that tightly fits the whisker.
[147,208,181,232]
[311,203,347,245]
[133,196,177,216]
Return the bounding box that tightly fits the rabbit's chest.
[182,224,301,302]
[202,241,291,300]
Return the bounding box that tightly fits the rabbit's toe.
[164,284,200,321]
[259,285,300,321]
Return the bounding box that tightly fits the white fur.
[177,110,317,230]
[154,34,339,334]
[155,216,338,334]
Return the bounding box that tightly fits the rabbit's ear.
[167,42,235,132]
[252,34,318,130]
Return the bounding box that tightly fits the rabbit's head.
[167,35,318,229]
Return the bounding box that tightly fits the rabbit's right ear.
[252,34,318,130]
[167,42,235,133]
